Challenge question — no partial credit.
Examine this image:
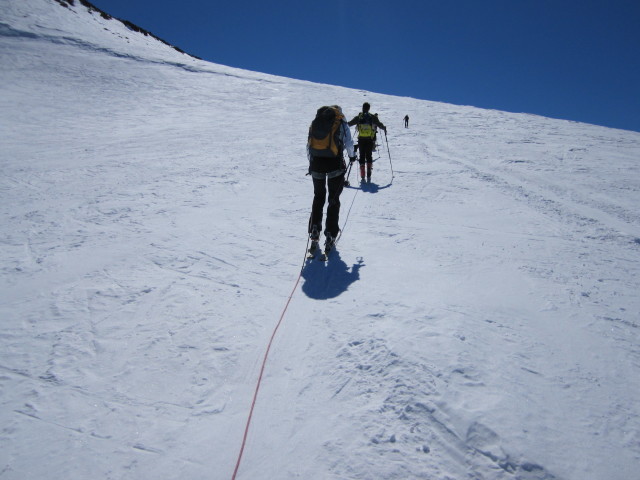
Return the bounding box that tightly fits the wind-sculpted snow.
[1,1,640,479]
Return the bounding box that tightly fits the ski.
[307,240,319,259]
[319,241,335,261]
[307,234,336,262]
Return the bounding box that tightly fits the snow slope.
[1,1,639,479]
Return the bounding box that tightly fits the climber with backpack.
[307,105,356,258]
[348,102,387,182]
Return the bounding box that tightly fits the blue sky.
[90,0,640,132]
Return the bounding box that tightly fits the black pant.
[310,174,344,238]
[357,138,374,178]
[358,137,374,165]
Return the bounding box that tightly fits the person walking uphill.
[348,102,386,182]
[307,105,356,259]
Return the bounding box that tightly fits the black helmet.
[362,102,370,112]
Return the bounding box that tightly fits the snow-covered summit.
[1,0,194,61]
[1,1,640,479]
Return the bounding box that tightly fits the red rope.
[231,271,303,479]
[231,186,358,478]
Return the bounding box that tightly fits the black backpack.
[308,106,344,158]
[356,112,376,139]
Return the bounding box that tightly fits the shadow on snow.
[345,180,392,193]
[301,249,364,300]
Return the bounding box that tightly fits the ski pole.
[384,130,394,178]
[344,160,354,186]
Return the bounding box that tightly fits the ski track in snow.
[1,1,640,479]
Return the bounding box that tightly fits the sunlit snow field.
[1,1,639,479]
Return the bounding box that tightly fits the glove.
[383,126,387,133]
[349,156,356,163]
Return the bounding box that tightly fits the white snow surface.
[2,1,640,479]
